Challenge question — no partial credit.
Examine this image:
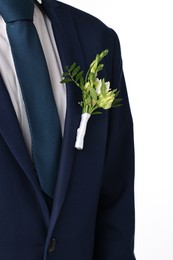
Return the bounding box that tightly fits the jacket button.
[48,238,56,254]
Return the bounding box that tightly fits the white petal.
[105,81,110,92]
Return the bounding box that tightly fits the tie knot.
[0,0,34,23]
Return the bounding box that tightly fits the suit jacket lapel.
[0,74,50,225]
[0,74,34,179]
[42,0,87,242]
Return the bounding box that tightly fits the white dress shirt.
[0,4,66,155]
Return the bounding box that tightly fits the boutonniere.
[61,49,122,150]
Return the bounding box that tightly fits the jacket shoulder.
[57,1,113,35]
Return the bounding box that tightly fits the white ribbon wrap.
[75,113,91,150]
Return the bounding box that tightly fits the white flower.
[95,78,110,95]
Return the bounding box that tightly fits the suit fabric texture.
[0,0,136,259]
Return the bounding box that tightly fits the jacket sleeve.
[93,31,136,260]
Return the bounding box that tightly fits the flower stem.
[75,113,91,150]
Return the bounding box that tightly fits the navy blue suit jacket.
[0,0,136,259]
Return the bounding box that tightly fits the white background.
[60,0,173,259]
